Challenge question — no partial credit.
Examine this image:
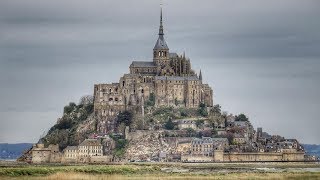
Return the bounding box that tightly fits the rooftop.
[131,61,156,68]
[155,76,199,81]
[79,139,102,146]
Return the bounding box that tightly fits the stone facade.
[93,9,213,133]
[191,137,229,156]
[223,152,305,162]
[31,142,61,164]
[78,139,103,163]
[60,139,113,164]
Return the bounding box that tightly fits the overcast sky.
[0,0,319,144]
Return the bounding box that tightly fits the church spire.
[153,6,168,50]
[159,7,164,36]
[199,69,203,81]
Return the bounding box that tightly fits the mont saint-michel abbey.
[94,9,213,132]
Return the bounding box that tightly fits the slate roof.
[79,139,101,146]
[131,61,156,67]
[154,35,168,49]
[64,146,78,151]
[155,76,199,81]
[169,52,178,58]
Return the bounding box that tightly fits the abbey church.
[93,9,213,133]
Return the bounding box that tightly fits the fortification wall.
[181,154,212,162]
[223,152,305,162]
[32,150,51,163]
[90,156,113,163]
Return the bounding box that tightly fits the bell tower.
[153,8,169,67]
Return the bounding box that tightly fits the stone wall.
[90,155,113,163]
[181,154,213,162]
[32,149,51,163]
[223,152,305,162]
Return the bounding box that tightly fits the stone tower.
[153,8,170,68]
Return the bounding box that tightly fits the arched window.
[164,51,167,57]
[141,89,144,93]
[159,51,161,57]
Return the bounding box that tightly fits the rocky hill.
[39,96,96,150]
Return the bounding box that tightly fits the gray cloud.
[0,0,319,144]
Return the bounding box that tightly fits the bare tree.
[79,95,94,105]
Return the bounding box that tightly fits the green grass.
[0,165,161,177]
[1,163,319,178]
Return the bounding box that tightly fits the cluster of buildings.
[93,8,213,133]
[30,137,114,164]
[27,8,314,164]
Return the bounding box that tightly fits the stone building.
[31,140,61,164]
[93,8,213,133]
[177,119,197,130]
[191,137,229,156]
[62,146,78,163]
[78,139,103,163]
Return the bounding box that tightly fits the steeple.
[153,6,169,66]
[199,69,203,81]
[159,8,164,36]
[154,7,168,50]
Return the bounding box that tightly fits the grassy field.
[0,162,320,179]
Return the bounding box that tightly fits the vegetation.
[108,134,128,159]
[211,104,222,116]
[145,93,155,107]
[42,96,95,150]
[164,118,175,130]
[185,128,196,137]
[196,119,205,128]
[235,113,249,121]
[1,163,319,178]
[117,111,133,127]
[197,103,208,117]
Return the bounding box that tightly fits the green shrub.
[164,118,175,130]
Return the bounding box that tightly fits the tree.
[198,103,208,117]
[117,111,133,126]
[174,98,179,106]
[63,102,76,114]
[211,104,221,116]
[185,128,196,137]
[164,118,175,130]
[196,119,205,128]
[79,95,94,105]
[235,114,249,121]
[145,93,155,107]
